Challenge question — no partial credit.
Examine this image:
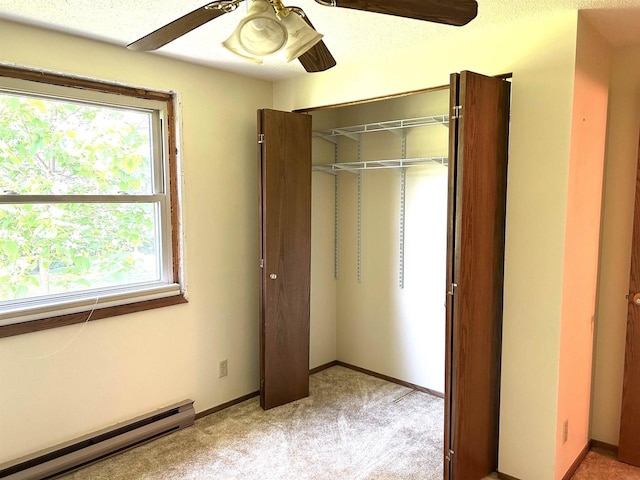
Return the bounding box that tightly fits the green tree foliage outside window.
[0,93,161,302]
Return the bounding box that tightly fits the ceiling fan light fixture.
[279,10,324,63]
[222,32,264,63]
[222,0,287,58]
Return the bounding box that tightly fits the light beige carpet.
[570,450,640,480]
[60,366,444,480]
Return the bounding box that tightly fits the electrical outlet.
[562,420,569,444]
[219,359,228,378]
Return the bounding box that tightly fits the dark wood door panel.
[447,71,511,480]
[444,73,461,480]
[258,109,311,411]
[619,135,640,467]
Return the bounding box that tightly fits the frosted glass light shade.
[281,12,323,62]
[223,0,287,58]
[222,33,263,63]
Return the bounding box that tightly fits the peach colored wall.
[555,16,612,480]
[591,45,640,446]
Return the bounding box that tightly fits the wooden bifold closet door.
[257,109,312,411]
[445,71,511,480]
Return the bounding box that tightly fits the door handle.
[270,273,277,280]
[631,293,640,305]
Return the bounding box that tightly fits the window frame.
[0,65,186,339]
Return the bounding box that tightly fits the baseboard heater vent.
[0,399,195,480]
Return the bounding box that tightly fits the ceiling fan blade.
[292,12,336,72]
[298,41,337,73]
[127,3,230,51]
[332,0,478,26]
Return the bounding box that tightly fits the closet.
[309,88,450,396]
[258,71,510,480]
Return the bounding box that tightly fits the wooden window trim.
[0,295,188,339]
[0,64,186,338]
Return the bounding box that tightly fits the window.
[0,67,185,337]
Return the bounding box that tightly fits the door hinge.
[258,133,265,144]
[446,449,454,462]
[260,259,264,269]
[447,283,458,296]
[451,105,463,120]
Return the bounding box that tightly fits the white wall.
[591,44,640,446]
[310,171,338,368]
[275,12,580,480]
[0,20,272,463]
[334,167,448,392]
[309,108,338,369]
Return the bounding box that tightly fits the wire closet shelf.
[312,114,449,173]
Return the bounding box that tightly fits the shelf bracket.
[399,167,407,289]
[334,174,339,279]
[399,131,407,289]
[334,128,361,142]
[401,131,407,159]
[357,171,362,284]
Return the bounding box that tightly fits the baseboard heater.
[0,399,195,480]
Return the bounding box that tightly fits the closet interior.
[309,88,450,395]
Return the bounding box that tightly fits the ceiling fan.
[127,0,479,73]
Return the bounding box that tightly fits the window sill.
[0,294,188,339]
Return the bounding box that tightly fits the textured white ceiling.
[1,0,639,81]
